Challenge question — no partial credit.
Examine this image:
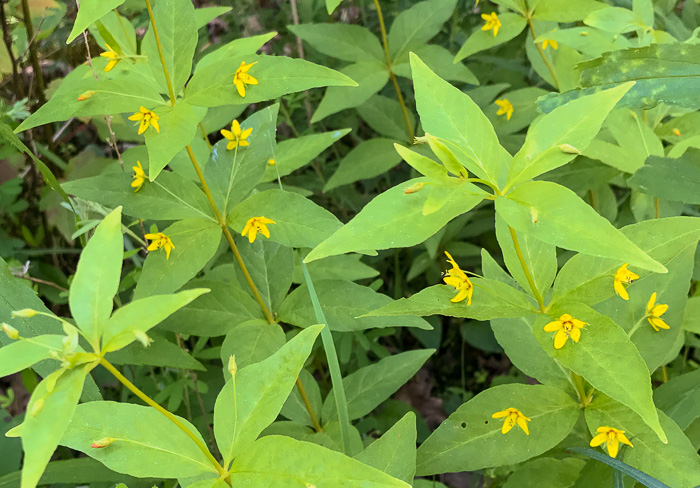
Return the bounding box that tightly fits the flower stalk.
[508,225,546,312]
[525,16,559,91]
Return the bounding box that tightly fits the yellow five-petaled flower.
[242,217,276,243]
[145,232,174,260]
[233,61,258,98]
[443,251,473,305]
[614,263,639,301]
[646,292,670,331]
[544,313,587,349]
[129,107,160,135]
[492,407,530,435]
[590,426,633,458]
[221,120,252,150]
[99,44,120,72]
[481,12,501,37]
[495,98,513,120]
[131,161,146,192]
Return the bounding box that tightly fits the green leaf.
[228,190,343,249]
[288,24,384,63]
[220,320,285,373]
[19,366,88,488]
[195,33,277,73]
[102,289,208,352]
[584,6,647,34]
[502,458,586,488]
[293,254,379,283]
[0,336,63,378]
[67,0,126,43]
[61,401,217,479]
[184,55,357,108]
[305,178,484,262]
[62,170,216,222]
[280,369,323,428]
[654,369,700,430]
[495,181,665,273]
[411,53,511,185]
[214,324,322,465]
[278,279,432,332]
[533,302,666,442]
[387,0,457,64]
[133,219,221,299]
[454,13,527,62]
[107,332,205,371]
[324,139,403,191]
[394,144,449,182]
[357,95,414,142]
[531,0,606,22]
[354,412,417,483]
[323,350,433,422]
[194,6,231,29]
[89,12,137,55]
[505,83,633,189]
[365,281,533,321]
[228,435,410,487]
[416,384,580,475]
[568,447,670,488]
[629,150,700,204]
[260,129,351,182]
[394,44,479,85]
[311,61,389,123]
[69,207,123,344]
[141,0,197,95]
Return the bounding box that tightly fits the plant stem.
[20,0,46,105]
[199,123,213,150]
[0,2,24,98]
[99,358,227,478]
[571,372,591,407]
[144,0,176,104]
[372,0,414,141]
[296,377,323,432]
[508,225,546,312]
[525,16,559,91]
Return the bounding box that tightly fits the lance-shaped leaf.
[495,181,665,273]
[214,324,323,465]
[628,149,700,205]
[416,384,580,475]
[654,369,700,430]
[0,336,64,378]
[184,55,357,108]
[288,24,384,63]
[502,458,586,488]
[67,0,126,43]
[387,0,457,64]
[354,412,417,483]
[454,13,527,63]
[531,0,606,22]
[195,32,277,73]
[324,139,403,191]
[534,303,666,442]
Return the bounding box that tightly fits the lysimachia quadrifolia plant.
[305,54,700,486]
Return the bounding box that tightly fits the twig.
[17,275,68,292]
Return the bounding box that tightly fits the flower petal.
[553,329,568,349]
[614,280,629,300]
[543,320,562,332]
[590,432,607,447]
[516,416,529,435]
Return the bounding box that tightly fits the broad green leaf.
[355,412,417,483]
[326,0,343,14]
[107,332,205,371]
[629,150,700,204]
[184,55,356,108]
[62,170,215,222]
[323,350,433,422]
[159,280,263,337]
[141,0,197,95]
[505,83,633,189]
[305,178,485,262]
[67,0,125,43]
[102,289,208,352]
[61,401,217,479]
[288,24,384,63]
[394,144,449,182]
[214,324,322,465]
[0,335,63,377]
[357,95,414,142]
[483,87,549,138]
[585,395,700,488]
[19,366,88,488]
[411,53,511,185]
[195,33,277,73]
[145,102,206,180]
[654,369,700,430]
[365,281,533,321]
[393,45,479,85]
[324,139,403,191]
[683,296,700,335]
[387,0,457,64]
[278,279,432,332]
[228,190,342,249]
[228,435,410,487]
[503,458,586,488]
[533,303,665,442]
[416,384,580,475]
[88,12,137,55]
[292,254,379,283]
[312,61,389,123]
[194,7,231,29]
[495,181,665,273]
[280,369,323,428]
[260,129,350,182]
[531,0,606,21]
[584,6,647,34]
[133,219,221,300]
[601,109,664,173]
[454,13,527,62]
[69,207,123,344]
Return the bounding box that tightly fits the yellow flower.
[242,216,276,243]
[233,61,258,98]
[221,120,253,150]
[268,158,276,166]
[443,251,473,305]
[481,12,501,37]
[131,161,146,192]
[128,106,160,135]
[495,98,513,120]
[613,263,639,301]
[590,426,633,458]
[646,292,670,331]
[145,232,175,260]
[543,313,587,349]
[99,44,120,72]
[491,407,530,435]
[542,38,558,50]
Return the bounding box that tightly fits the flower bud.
[91,437,115,448]
[404,182,425,194]
[77,90,96,101]
[268,158,276,166]
[228,355,237,377]
[31,398,45,418]
[134,330,152,347]
[2,323,19,340]
[12,309,37,318]
[672,128,681,137]
[558,144,580,154]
